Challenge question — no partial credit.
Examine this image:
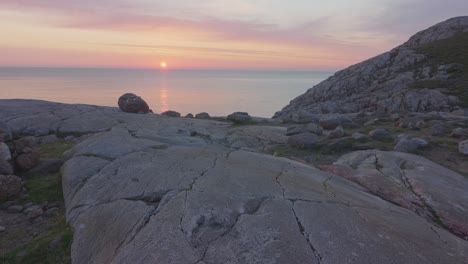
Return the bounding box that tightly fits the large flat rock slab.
[1,99,467,263]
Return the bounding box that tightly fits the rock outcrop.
[118,93,150,114]
[274,16,468,119]
[1,99,468,264]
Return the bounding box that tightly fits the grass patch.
[24,172,63,204]
[0,215,72,264]
[38,141,74,159]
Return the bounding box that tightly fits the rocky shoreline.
[0,98,467,263]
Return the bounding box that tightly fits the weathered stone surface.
[368,129,393,141]
[459,140,468,155]
[161,110,181,118]
[0,160,14,175]
[322,150,468,239]
[452,127,468,138]
[1,99,468,264]
[195,112,211,119]
[319,115,353,130]
[287,133,322,149]
[15,148,40,171]
[274,17,468,119]
[118,93,150,114]
[286,123,323,136]
[327,126,344,139]
[0,142,11,161]
[429,123,449,136]
[0,175,22,202]
[394,136,429,153]
[0,120,12,141]
[227,112,252,124]
[185,113,194,118]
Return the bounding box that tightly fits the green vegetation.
[0,215,73,264]
[24,172,63,204]
[416,32,468,106]
[38,141,74,159]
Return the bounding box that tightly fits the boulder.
[352,132,368,141]
[429,123,449,136]
[185,113,194,118]
[0,142,11,161]
[285,123,323,136]
[227,112,252,124]
[287,132,322,149]
[117,93,150,114]
[0,175,22,202]
[0,160,14,175]
[459,140,468,155]
[327,126,344,139]
[22,159,63,177]
[319,115,354,130]
[451,127,468,138]
[0,121,12,141]
[39,134,59,144]
[161,111,181,118]
[324,150,468,238]
[368,129,393,141]
[15,147,40,171]
[195,112,211,119]
[394,136,429,153]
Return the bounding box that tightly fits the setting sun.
[160,61,167,69]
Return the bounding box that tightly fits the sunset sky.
[1,0,467,70]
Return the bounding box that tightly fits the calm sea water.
[0,67,332,117]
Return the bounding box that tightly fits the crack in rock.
[291,201,323,264]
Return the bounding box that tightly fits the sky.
[0,0,467,70]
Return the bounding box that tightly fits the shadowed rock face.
[1,99,467,264]
[274,16,468,119]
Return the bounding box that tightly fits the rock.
[195,112,211,119]
[284,110,320,124]
[45,207,60,217]
[185,113,194,118]
[227,112,252,124]
[451,127,468,138]
[394,136,429,153]
[48,238,63,252]
[287,133,322,149]
[0,175,22,202]
[352,132,368,141]
[429,123,449,136]
[285,123,323,136]
[27,208,44,219]
[23,205,40,214]
[39,134,59,144]
[363,118,379,127]
[118,93,150,114]
[0,160,14,175]
[23,159,63,177]
[319,115,354,130]
[0,226,5,232]
[15,136,38,152]
[0,142,11,161]
[15,147,40,171]
[161,110,181,118]
[274,18,468,119]
[64,136,75,141]
[368,129,393,141]
[398,117,426,130]
[0,121,12,141]
[326,150,468,238]
[459,140,468,155]
[7,204,24,213]
[321,137,354,154]
[327,126,344,139]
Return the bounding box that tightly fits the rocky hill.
[274,16,468,120]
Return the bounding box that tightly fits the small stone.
[0,226,6,232]
[195,112,211,119]
[451,128,468,138]
[0,160,14,176]
[364,118,379,127]
[45,207,60,217]
[15,136,38,152]
[352,132,368,141]
[161,110,181,118]
[227,112,252,124]
[27,208,44,219]
[288,133,322,149]
[368,129,393,141]
[0,175,22,202]
[459,140,468,155]
[7,205,24,213]
[394,136,429,153]
[327,126,345,139]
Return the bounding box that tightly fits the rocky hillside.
[274,16,468,120]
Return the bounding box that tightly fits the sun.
[160,61,167,69]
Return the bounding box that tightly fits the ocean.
[0,67,333,118]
